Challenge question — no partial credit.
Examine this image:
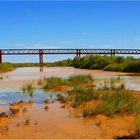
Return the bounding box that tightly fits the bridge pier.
[0,50,2,63]
[111,49,115,57]
[76,49,81,57]
[39,50,43,67]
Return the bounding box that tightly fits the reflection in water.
[40,67,43,72]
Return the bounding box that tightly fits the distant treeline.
[49,55,140,72]
[1,55,140,72]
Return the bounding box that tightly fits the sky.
[0,1,140,62]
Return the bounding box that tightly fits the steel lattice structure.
[0,49,140,65]
[1,49,140,55]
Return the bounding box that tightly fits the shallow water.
[0,89,102,139]
[0,67,139,138]
[0,67,140,90]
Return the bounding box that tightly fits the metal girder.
[0,49,140,55]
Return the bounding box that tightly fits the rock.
[0,112,9,118]
[61,104,65,108]
[44,106,48,110]
[9,107,20,114]
[44,99,50,104]
[57,94,66,103]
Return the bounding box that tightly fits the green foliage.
[135,115,140,133]
[43,77,67,90]
[81,91,140,117]
[72,55,140,72]
[101,77,125,90]
[21,83,34,96]
[82,104,95,117]
[14,63,39,67]
[47,59,73,67]
[94,91,140,116]
[0,62,15,72]
[103,63,124,71]
[73,55,112,69]
[70,87,100,107]
[123,60,140,72]
[43,74,94,90]
[67,74,94,87]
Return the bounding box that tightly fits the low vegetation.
[47,59,73,67]
[13,73,140,138]
[94,91,140,116]
[69,85,140,117]
[21,83,34,96]
[0,62,15,72]
[43,77,68,90]
[43,74,94,90]
[67,74,94,87]
[1,55,140,73]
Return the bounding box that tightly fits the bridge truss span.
[1,49,140,55]
[0,49,140,65]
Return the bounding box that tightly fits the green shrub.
[0,62,15,72]
[123,60,140,72]
[103,63,124,71]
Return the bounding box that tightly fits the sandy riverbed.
[0,67,140,139]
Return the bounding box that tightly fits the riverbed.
[0,67,139,139]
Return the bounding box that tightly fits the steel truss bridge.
[0,49,140,65]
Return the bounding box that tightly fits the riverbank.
[0,63,15,73]
[48,55,140,72]
[1,54,140,74]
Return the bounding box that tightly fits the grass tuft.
[43,77,67,90]
[21,83,34,96]
[67,74,94,87]
[94,91,140,116]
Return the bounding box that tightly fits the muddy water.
[0,67,140,90]
[0,90,102,139]
[0,67,140,139]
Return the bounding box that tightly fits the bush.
[123,60,140,72]
[0,62,15,72]
[103,63,124,71]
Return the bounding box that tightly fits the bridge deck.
[1,49,140,55]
